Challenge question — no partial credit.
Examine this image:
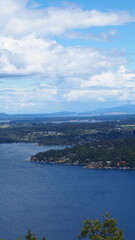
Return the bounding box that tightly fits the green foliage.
[24,230,46,240]
[25,230,38,240]
[2,116,135,145]
[31,138,135,168]
[0,215,125,240]
[78,214,124,240]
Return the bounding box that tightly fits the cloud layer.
[0,0,135,112]
[1,0,135,37]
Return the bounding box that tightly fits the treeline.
[31,138,135,168]
[0,214,124,240]
[1,117,135,145]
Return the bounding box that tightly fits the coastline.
[30,157,135,170]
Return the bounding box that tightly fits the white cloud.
[0,1,133,80]
[63,88,122,102]
[65,29,117,42]
[63,65,135,104]
[0,86,57,112]
[0,0,134,37]
[0,35,127,78]
[0,33,135,109]
[80,66,135,89]
[0,0,135,112]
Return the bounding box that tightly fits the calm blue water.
[0,143,134,240]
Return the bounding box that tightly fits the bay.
[0,143,135,240]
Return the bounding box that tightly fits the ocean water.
[0,143,134,240]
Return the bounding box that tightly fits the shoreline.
[30,158,135,170]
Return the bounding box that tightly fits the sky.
[1,0,135,113]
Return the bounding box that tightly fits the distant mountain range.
[84,104,135,115]
[0,113,8,116]
[0,104,135,119]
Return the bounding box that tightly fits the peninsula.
[31,138,135,169]
[1,114,135,169]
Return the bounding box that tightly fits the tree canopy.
[0,214,124,240]
[24,230,46,240]
[78,214,124,240]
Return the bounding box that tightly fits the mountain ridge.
[0,104,135,117]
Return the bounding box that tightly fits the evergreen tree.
[25,230,38,240]
[78,214,124,240]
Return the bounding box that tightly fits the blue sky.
[0,0,135,113]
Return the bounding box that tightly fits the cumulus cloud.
[63,65,135,104]
[0,34,127,78]
[80,67,135,89]
[0,33,134,110]
[63,88,122,102]
[0,0,135,112]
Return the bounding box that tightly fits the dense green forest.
[31,138,135,168]
[1,115,135,169]
[1,115,135,145]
